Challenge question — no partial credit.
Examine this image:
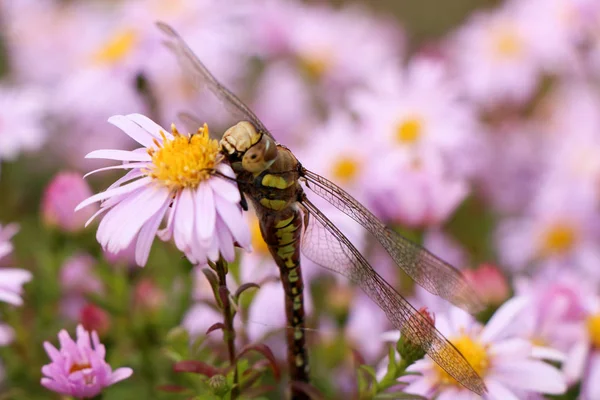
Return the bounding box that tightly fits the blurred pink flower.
[297,112,373,199]
[353,58,480,176]
[423,230,468,269]
[252,61,317,146]
[514,271,590,384]
[41,324,133,398]
[449,2,541,106]
[60,253,103,320]
[402,298,567,399]
[0,224,32,306]
[345,293,390,361]
[76,114,250,266]
[252,1,403,94]
[42,172,97,233]
[495,182,600,275]
[0,86,47,166]
[463,264,510,307]
[365,152,468,228]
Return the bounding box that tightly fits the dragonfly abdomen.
[260,207,310,397]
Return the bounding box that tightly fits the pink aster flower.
[0,223,32,306]
[76,114,250,267]
[449,2,542,106]
[41,324,132,398]
[402,298,567,399]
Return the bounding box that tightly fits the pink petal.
[480,296,529,343]
[532,346,566,362]
[108,115,158,148]
[216,217,235,262]
[403,376,435,396]
[563,338,590,382]
[0,290,24,306]
[109,367,134,384]
[85,149,151,162]
[582,351,600,400]
[195,184,215,240]
[75,177,152,211]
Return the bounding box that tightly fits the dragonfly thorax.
[220,121,277,174]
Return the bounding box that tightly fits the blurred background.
[1,0,600,399]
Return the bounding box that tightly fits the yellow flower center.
[300,54,331,80]
[587,314,600,349]
[395,116,423,144]
[491,27,522,59]
[250,218,269,255]
[332,156,360,183]
[540,222,577,256]
[147,123,220,189]
[436,334,490,386]
[93,29,138,65]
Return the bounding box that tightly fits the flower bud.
[42,172,97,233]
[463,264,510,307]
[80,304,110,337]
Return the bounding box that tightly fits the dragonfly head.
[220,121,277,173]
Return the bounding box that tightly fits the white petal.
[485,379,519,400]
[532,346,566,362]
[173,188,195,252]
[214,195,249,248]
[480,296,529,343]
[135,196,171,266]
[582,352,600,400]
[85,149,151,162]
[126,113,172,140]
[75,177,151,211]
[563,338,589,382]
[491,359,567,394]
[83,162,150,179]
[108,115,158,148]
[195,184,215,240]
[210,177,241,203]
[489,338,531,361]
[110,187,171,253]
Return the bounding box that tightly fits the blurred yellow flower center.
[332,156,360,183]
[395,116,423,144]
[250,218,269,255]
[540,222,577,255]
[69,362,91,374]
[147,123,220,189]
[93,29,138,65]
[436,334,489,386]
[492,27,522,59]
[300,54,330,80]
[587,314,600,348]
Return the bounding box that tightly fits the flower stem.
[215,258,239,399]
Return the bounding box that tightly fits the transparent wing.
[157,22,276,142]
[299,197,486,395]
[301,168,484,315]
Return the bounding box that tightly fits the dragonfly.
[158,22,487,399]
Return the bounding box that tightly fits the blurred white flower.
[0,86,47,165]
